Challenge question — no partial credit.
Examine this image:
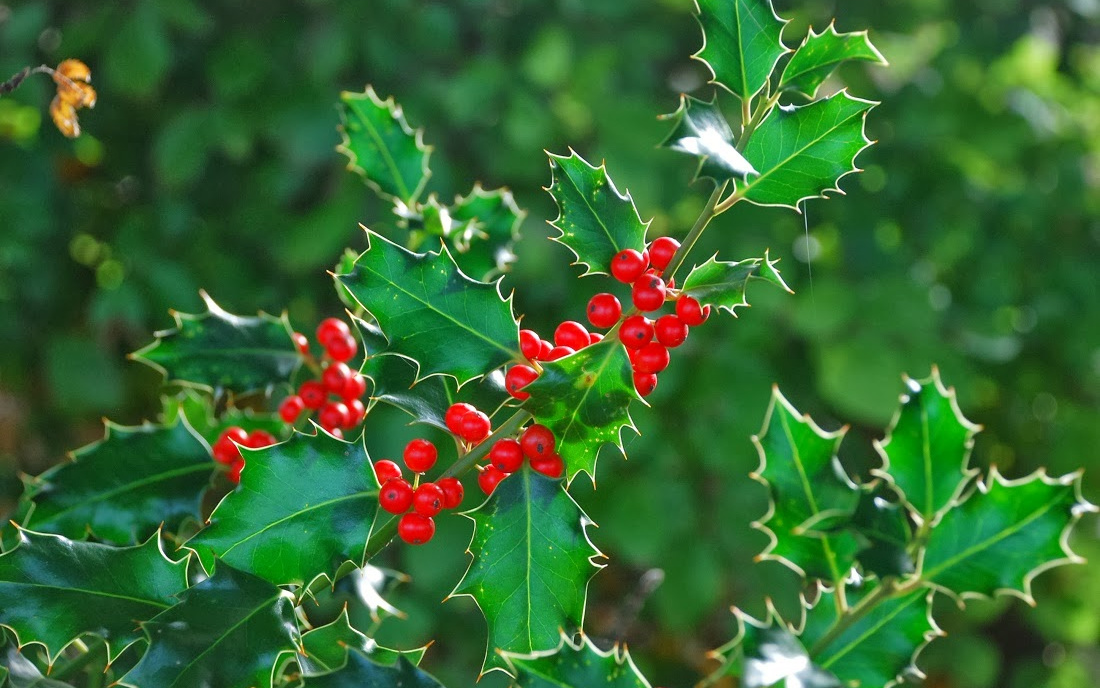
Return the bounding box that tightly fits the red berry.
[445,403,476,435]
[654,314,689,348]
[374,459,402,484]
[648,236,680,272]
[618,315,654,349]
[520,424,556,460]
[327,427,344,440]
[634,372,658,397]
[505,365,539,401]
[587,293,622,329]
[398,512,435,544]
[519,329,541,360]
[413,482,446,517]
[633,342,670,374]
[227,459,245,484]
[299,381,327,409]
[342,373,367,400]
[244,429,277,449]
[325,333,357,363]
[459,410,492,443]
[292,332,310,356]
[489,438,525,473]
[537,339,554,360]
[676,295,710,326]
[322,362,353,393]
[379,478,414,514]
[554,321,590,350]
[478,465,507,495]
[319,402,349,431]
[545,346,575,361]
[316,318,350,347]
[403,438,438,473]
[632,273,667,312]
[438,477,465,509]
[343,398,366,428]
[589,332,604,345]
[279,395,305,424]
[212,427,248,465]
[530,453,564,479]
[611,249,649,283]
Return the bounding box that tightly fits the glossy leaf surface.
[849,484,915,578]
[752,387,860,582]
[680,252,790,315]
[800,584,938,687]
[337,86,431,204]
[131,291,299,394]
[738,92,875,208]
[303,653,444,688]
[19,418,211,543]
[339,230,520,385]
[0,531,186,662]
[872,371,980,525]
[121,564,300,688]
[452,468,603,674]
[546,150,648,277]
[693,0,789,100]
[298,609,425,676]
[504,633,651,688]
[522,342,637,485]
[447,184,525,280]
[720,610,842,688]
[185,432,376,586]
[921,468,1094,602]
[780,24,887,98]
[659,96,757,182]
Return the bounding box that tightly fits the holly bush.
[1,1,1098,687]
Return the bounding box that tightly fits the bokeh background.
[2,0,1099,686]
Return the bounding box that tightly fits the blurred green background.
[1,0,1098,686]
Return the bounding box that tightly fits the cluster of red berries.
[212,426,278,484]
[608,237,710,397]
[278,318,366,437]
[502,236,711,401]
[478,422,563,494]
[375,439,464,546]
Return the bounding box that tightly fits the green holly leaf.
[3,646,75,688]
[522,342,637,486]
[184,432,377,587]
[780,23,888,99]
[737,91,876,209]
[871,369,981,526]
[681,251,791,315]
[0,530,187,663]
[338,229,520,385]
[692,0,790,101]
[546,150,649,277]
[298,608,426,676]
[131,291,300,394]
[800,583,940,688]
[502,632,651,688]
[121,563,301,688]
[19,417,211,543]
[337,86,431,204]
[751,387,860,583]
[920,468,1096,603]
[362,353,510,431]
[447,184,526,280]
[451,468,604,675]
[659,96,757,183]
[849,483,915,578]
[303,653,445,688]
[716,607,842,688]
[161,389,287,443]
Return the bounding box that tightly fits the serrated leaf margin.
[780,21,888,99]
[499,629,652,687]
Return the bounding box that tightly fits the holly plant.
[0,2,1094,688]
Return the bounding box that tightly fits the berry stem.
[662,180,729,284]
[360,408,532,560]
